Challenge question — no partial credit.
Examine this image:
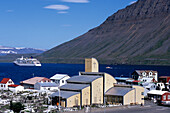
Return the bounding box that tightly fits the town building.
[159,76,170,83]
[8,84,24,93]
[51,58,145,108]
[105,84,144,105]
[50,74,70,86]
[34,81,59,91]
[147,90,170,105]
[0,78,14,90]
[20,77,51,89]
[132,70,158,82]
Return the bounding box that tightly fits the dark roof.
[67,75,102,83]
[80,72,104,75]
[60,84,89,91]
[50,91,80,99]
[36,82,59,87]
[105,87,134,96]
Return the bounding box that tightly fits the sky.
[0,0,137,49]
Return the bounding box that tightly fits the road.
[65,101,170,113]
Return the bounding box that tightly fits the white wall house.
[50,74,70,86]
[132,70,158,82]
[8,85,24,93]
[34,81,59,91]
[0,78,14,90]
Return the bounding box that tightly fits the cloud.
[61,0,89,3]
[58,11,68,14]
[44,5,69,10]
[129,1,137,5]
[6,10,14,13]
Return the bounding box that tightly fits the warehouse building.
[105,84,144,105]
[51,58,144,107]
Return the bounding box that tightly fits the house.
[159,76,170,83]
[34,81,59,91]
[50,74,70,86]
[132,70,158,82]
[8,84,24,93]
[0,78,14,90]
[156,83,165,91]
[159,92,170,106]
[147,90,170,105]
[141,82,156,97]
[20,77,51,89]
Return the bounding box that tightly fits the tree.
[11,102,24,113]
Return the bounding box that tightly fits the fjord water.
[0,63,170,84]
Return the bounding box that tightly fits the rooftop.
[50,74,69,80]
[51,91,80,99]
[60,84,90,91]
[115,77,129,80]
[147,90,168,95]
[0,78,11,84]
[105,87,134,96]
[8,84,19,88]
[36,82,59,87]
[67,75,102,83]
[20,77,51,85]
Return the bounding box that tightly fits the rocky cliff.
[39,0,170,65]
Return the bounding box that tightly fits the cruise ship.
[13,56,41,66]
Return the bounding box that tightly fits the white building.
[34,81,59,91]
[0,78,14,90]
[8,85,24,93]
[132,70,158,82]
[50,74,70,86]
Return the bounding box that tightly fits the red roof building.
[0,78,10,84]
[8,84,19,88]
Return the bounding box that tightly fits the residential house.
[50,74,70,86]
[20,77,51,89]
[132,70,158,82]
[34,81,59,91]
[0,78,14,90]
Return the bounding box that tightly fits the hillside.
[39,0,170,65]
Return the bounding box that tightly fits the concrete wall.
[133,85,144,105]
[85,58,99,72]
[66,93,80,108]
[92,77,103,104]
[123,89,135,105]
[61,100,66,107]
[82,86,90,106]
[104,73,117,92]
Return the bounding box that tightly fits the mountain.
[0,46,46,56]
[39,0,170,65]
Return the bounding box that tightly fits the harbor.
[0,58,170,113]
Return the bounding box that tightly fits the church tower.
[85,58,99,72]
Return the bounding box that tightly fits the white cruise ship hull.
[13,61,41,66]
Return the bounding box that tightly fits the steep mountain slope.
[39,0,170,65]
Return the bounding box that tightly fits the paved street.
[65,101,170,113]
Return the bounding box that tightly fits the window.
[141,98,144,100]
[1,85,3,87]
[141,92,144,95]
[62,80,64,83]
[168,95,170,100]
[163,95,166,100]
